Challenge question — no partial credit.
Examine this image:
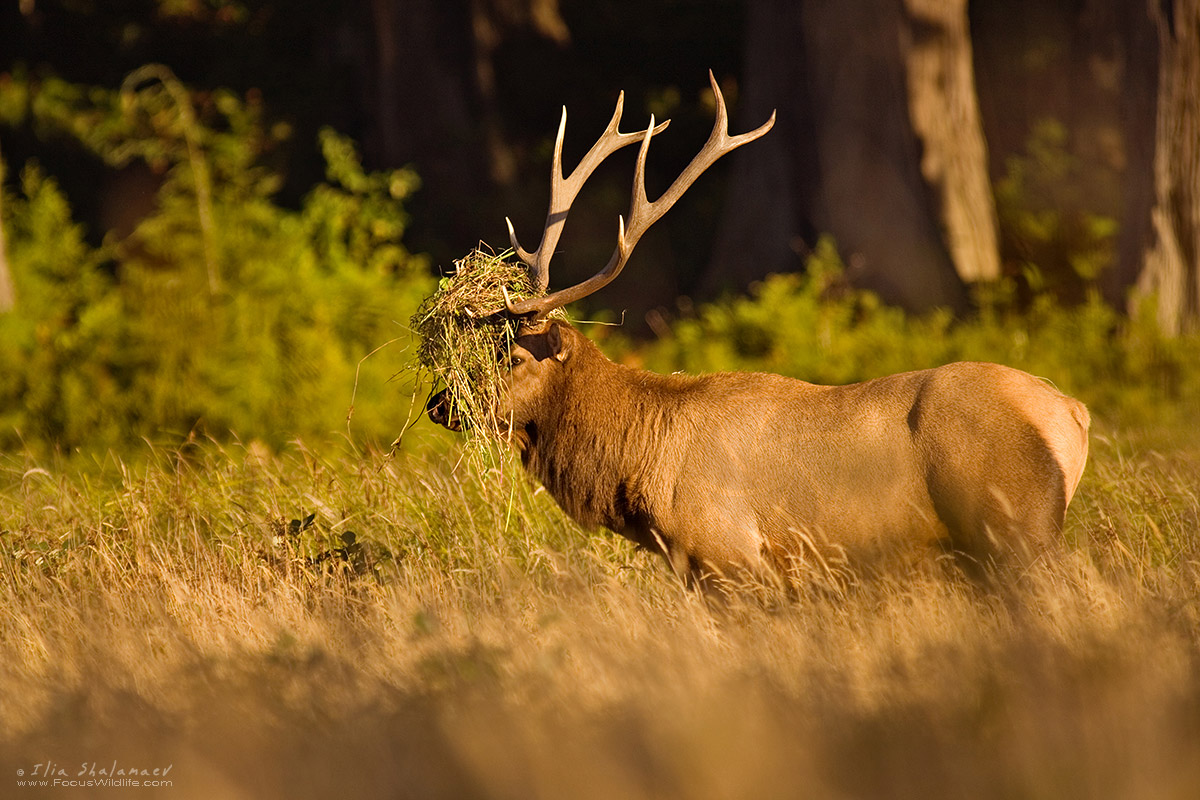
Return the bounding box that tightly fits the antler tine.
[509,91,670,295]
[507,71,776,318]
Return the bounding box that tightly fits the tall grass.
[1,425,1198,799]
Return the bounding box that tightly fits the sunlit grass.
[1,426,1198,798]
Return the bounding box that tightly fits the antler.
[507,91,671,295]
[505,71,776,318]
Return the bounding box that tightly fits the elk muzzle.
[426,389,464,432]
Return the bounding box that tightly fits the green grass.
[1,420,1199,799]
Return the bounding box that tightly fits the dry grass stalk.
[411,247,562,440]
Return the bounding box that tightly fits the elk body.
[429,74,1090,587]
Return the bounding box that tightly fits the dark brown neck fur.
[516,331,698,534]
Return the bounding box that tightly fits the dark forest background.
[1,0,1198,453]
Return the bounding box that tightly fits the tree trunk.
[367,0,492,263]
[901,0,1000,283]
[700,0,812,298]
[800,0,969,312]
[706,0,974,314]
[470,0,569,187]
[0,140,15,313]
[365,0,568,264]
[1138,0,1200,335]
[1107,0,1160,307]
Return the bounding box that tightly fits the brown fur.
[432,320,1090,589]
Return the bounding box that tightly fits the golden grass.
[1,431,1199,799]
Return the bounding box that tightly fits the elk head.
[428,72,775,435]
[425,318,573,435]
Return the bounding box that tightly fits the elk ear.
[546,320,570,362]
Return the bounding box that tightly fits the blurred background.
[1,0,1197,454]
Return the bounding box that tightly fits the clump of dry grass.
[411,248,559,438]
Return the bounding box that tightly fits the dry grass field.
[2,425,1199,799]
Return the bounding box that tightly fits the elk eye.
[508,355,523,369]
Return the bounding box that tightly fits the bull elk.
[429,73,1090,589]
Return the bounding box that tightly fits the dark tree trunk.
[365,0,568,264]
[1105,1,1159,307]
[706,0,976,314]
[469,0,569,187]
[366,0,485,261]
[700,0,813,298]
[0,140,14,313]
[970,0,1150,305]
[1138,0,1200,334]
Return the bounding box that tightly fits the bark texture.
[901,0,1000,283]
[0,141,14,313]
[1139,0,1200,334]
[706,0,988,314]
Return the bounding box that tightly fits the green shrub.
[631,237,1199,428]
[3,68,1196,457]
[1,69,434,455]
[0,166,128,450]
[994,118,1118,294]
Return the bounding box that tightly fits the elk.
[429,73,1090,589]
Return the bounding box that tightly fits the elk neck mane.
[514,329,702,534]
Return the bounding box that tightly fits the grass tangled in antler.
[412,248,544,438]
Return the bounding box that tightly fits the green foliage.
[635,239,949,385]
[632,237,1200,427]
[1,69,433,454]
[995,119,1119,291]
[3,67,1196,457]
[0,166,128,450]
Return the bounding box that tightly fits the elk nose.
[427,390,464,432]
